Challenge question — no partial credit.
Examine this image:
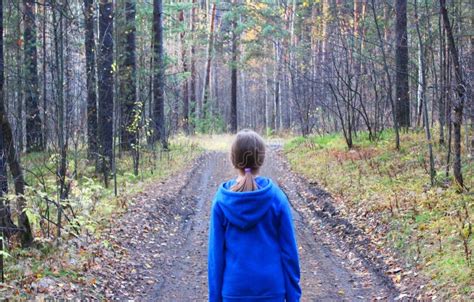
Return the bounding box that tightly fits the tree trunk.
[152,0,167,149]
[16,16,23,153]
[41,1,48,149]
[274,41,281,131]
[230,1,238,133]
[414,0,435,186]
[190,0,197,132]
[121,1,137,151]
[0,0,12,238]
[179,8,189,134]
[470,13,474,159]
[98,0,114,186]
[438,12,446,145]
[264,63,272,132]
[52,2,68,239]
[416,45,423,128]
[24,0,43,151]
[84,0,98,160]
[0,1,32,246]
[440,0,466,189]
[395,0,410,129]
[201,3,216,120]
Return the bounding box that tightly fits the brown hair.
[230,129,266,192]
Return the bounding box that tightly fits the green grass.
[284,129,473,299]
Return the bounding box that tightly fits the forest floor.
[64,142,425,301]
[284,130,473,299]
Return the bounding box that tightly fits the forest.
[0,0,472,300]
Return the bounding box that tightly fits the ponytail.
[230,168,259,192]
[229,129,266,192]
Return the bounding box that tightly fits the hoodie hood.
[216,177,275,230]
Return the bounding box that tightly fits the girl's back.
[208,130,301,302]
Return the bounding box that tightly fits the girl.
[208,129,301,302]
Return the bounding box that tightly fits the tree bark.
[16,15,24,153]
[438,12,446,145]
[41,1,48,149]
[98,0,114,185]
[230,1,238,133]
[274,41,281,131]
[470,13,474,158]
[414,0,435,186]
[24,0,44,151]
[440,0,466,189]
[0,0,12,237]
[153,0,168,149]
[120,1,137,151]
[179,8,189,134]
[190,0,197,132]
[201,3,216,120]
[0,1,32,246]
[84,0,98,159]
[51,1,68,239]
[395,0,410,128]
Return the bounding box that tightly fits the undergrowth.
[1,136,203,298]
[284,129,473,299]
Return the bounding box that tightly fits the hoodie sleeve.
[278,193,302,302]
[208,201,225,302]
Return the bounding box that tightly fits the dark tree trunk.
[395,0,410,128]
[470,13,474,159]
[24,0,43,151]
[84,0,98,160]
[0,114,32,247]
[438,13,446,145]
[0,129,8,227]
[98,0,114,185]
[153,0,167,149]
[201,3,216,120]
[274,41,282,131]
[51,1,69,238]
[41,3,48,149]
[0,0,12,238]
[16,17,23,152]
[0,2,32,246]
[230,1,238,133]
[179,8,189,134]
[440,0,466,189]
[121,1,137,151]
[190,0,197,132]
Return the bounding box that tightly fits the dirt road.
[87,147,399,301]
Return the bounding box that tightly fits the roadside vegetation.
[1,138,202,297]
[284,130,473,299]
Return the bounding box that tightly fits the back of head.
[230,129,266,192]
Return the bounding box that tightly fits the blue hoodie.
[208,177,301,302]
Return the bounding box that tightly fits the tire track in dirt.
[88,147,399,301]
[146,148,398,301]
[263,145,398,301]
[146,151,225,300]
